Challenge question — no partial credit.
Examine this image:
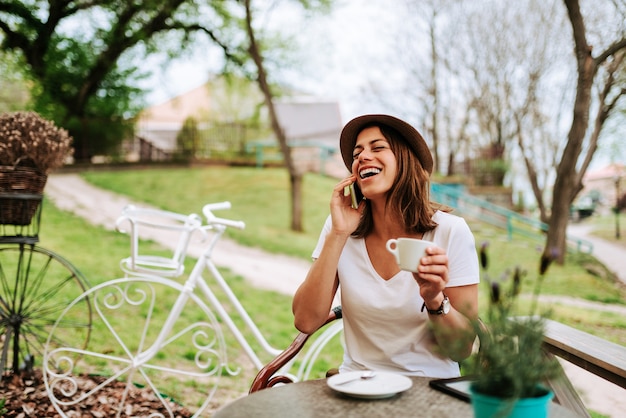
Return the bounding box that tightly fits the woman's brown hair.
[352,123,440,238]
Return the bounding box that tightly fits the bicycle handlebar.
[204,201,232,211]
[115,205,203,234]
[202,202,245,230]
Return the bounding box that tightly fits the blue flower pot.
[470,386,554,418]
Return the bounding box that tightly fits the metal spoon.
[335,370,376,385]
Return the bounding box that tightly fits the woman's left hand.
[414,246,449,304]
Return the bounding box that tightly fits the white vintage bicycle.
[43,202,343,417]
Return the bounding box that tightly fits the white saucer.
[327,371,413,399]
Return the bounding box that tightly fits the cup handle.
[386,239,399,263]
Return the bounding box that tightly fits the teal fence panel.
[431,183,593,253]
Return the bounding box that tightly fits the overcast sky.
[142,0,395,121]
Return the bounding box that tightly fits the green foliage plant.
[473,158,509,187]
[175,116,200,161]
[467,242,561,402]
[0,51,30,112]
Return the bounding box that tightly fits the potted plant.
[466,243,561,418]
[0,111,73,225]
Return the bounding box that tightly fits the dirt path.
[45,173,312,295]
[44,173,625,417]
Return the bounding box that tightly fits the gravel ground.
[44,173,625,417]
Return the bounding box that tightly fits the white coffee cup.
[385,238,435,272]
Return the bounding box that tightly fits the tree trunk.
[546,173,577,264]
[291,172,303,231]
[243,0,303,232]
[546,0,595,264]
[543,1,626,263]
[429,19,440,173]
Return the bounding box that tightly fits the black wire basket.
[0,193,43,244]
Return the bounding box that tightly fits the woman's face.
[351,126,397,201]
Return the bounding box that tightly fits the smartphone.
[347,183,363,209]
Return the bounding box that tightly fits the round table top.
[214,376,582,418]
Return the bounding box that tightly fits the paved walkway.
[44,173,624,417]
[567,223,626,284]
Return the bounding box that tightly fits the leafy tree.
[0,0,243,160]
[0,0,331,231]
[0,49,30,112]
[28,35,145,158]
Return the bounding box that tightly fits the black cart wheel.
[0,244,92,374]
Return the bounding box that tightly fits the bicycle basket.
[0,193,43,243]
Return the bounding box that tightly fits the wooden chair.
[249,306,343,393]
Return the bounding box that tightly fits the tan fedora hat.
[339,114,433,174]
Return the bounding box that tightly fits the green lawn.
[80,166,626,335]
[83,166,332,258]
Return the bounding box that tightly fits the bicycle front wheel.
[44,276,235,418]
[0,244,92,374]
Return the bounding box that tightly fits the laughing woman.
[292,114,479,378]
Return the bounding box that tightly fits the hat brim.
[339,114,433,174]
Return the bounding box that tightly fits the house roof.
[584,163,625,181]
[274,100,342,147]
[139,83,212,126]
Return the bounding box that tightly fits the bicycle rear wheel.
[0,244,92,374]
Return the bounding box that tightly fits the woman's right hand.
[330,176,364,236]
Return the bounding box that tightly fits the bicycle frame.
[115,202,287,371]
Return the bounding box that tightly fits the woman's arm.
[292,234,344,334]
[416,246,479,361]
[292,176,363,334]
[425,284,478,361]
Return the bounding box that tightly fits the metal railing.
[431,183,593,253]
[245,140,337,175]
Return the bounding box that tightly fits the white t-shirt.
[312,210,480,378]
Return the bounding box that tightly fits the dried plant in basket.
[0,111,73,225]
[0,111,73,174]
